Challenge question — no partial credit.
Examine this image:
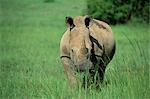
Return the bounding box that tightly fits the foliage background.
[86,0,149,24]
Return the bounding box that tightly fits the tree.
[86,0,149,24]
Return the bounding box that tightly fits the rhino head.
[66,16,93,70]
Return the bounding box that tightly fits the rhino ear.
[84,16,91,28]
[66,16,74,29]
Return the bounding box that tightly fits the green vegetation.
[44,0,55,3]
[0,0,149,98]
[86,0,149,24]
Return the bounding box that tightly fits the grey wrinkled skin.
[60,16,116,88]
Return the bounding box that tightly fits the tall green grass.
[0,0,149,98]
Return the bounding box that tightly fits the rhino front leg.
[61,57,77,87]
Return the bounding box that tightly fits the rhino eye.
[85,48,88,53]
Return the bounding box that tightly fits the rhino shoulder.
[90,19,116,62]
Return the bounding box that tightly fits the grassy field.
[0,0,149,98]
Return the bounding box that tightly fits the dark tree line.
[86,0,149,24]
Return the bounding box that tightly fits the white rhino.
[60,16,116,87]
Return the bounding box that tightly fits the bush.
[139,2,149,23]
[86,0,149,24]
[44,0,54,3]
